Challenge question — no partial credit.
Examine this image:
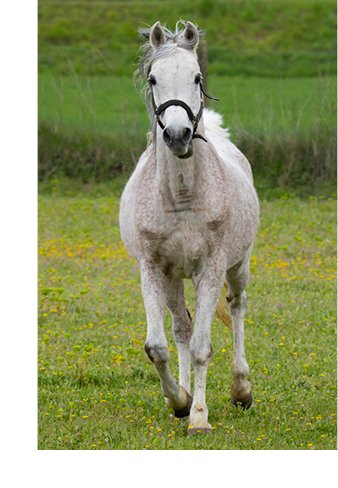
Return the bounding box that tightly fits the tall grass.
[38,73,336,188]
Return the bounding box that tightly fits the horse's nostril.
[163,127,191,148]
[163,128,172,146]
[181,128,192,144]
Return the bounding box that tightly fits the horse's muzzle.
[163,126,193,158]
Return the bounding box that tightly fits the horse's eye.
[194,74,202,84]
[148,75,156,85]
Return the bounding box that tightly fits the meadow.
[39,0,336,78]
[39,74,334,136]
[38,72,336,186]
[38,180,336,450]
[38,0,336,450]
[38,0,337,186]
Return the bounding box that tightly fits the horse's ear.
[182,21,199,50]
[149,21,165,49]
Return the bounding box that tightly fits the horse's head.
[143,21,204,159]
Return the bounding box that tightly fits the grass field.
[37,0,337,449]
[38,72,336,185]
[39,74,335,136]
[38,180,336,450]
[39,0,336,77]
[38,0,337,184]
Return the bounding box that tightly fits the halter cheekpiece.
[150,81,219,143]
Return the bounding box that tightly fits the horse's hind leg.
[165,279,192,397]
[226,250,253,409]
[140,260,192,417]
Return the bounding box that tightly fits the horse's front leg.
[189,265,225,434]
[140,260,192,418]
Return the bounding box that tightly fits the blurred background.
[38,0,336,192]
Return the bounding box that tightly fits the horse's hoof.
[231,391,252,410]
[187,423,212,435]
[174,392,193,418]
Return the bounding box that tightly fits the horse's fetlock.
[232,362,250,379]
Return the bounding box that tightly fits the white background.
[0,2,336,486]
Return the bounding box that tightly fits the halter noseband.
[150,82,219,143]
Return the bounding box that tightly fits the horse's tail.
[215,283,233,330]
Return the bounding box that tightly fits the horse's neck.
[155,125,208,211]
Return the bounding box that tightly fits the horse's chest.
[141,217,222,278]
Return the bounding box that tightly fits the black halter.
[150,82,219,143]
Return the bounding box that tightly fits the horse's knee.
[144,341,168,366]
[190,339,213,366]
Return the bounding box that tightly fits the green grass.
[38,0,337,185]
[39,73,335,136]
[39,0,336,77]
[38,180,336,449]
[38,72,336,185]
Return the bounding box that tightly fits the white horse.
[119,21,259,434]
